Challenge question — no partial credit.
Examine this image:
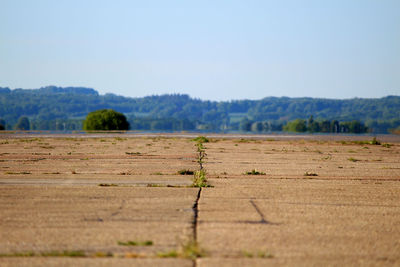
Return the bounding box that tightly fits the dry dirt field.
[0,133,399,266]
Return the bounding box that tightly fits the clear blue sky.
[1,0,399,100]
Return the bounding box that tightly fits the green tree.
[15,116,30,130]
[83,109,129,131]
[320,120,331,133]
[283,119,307,132]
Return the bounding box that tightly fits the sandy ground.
[0,134,399,266]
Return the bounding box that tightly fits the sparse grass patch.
[0,251,35,257]
[178,169,194,175]
[157,250,179,258]
[39,146,55,149]
[242,250,253,258]
[126,152,141,155]
[5,171,31,175]
[349,137,381,146]
[241,250,273,258]
[181,240,206,259]
[244,169,266,175]
[0,250,86,258]
[304,171,318,176]
[257,251,274,258]
[98,183,118,187]
[41,250,86,257]
[151,172,164,175]
[382,143,392,148]
[117,240,153,246]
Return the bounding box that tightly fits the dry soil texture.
[0,134,399,266]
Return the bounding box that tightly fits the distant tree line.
[128,117,195,131]
[1,86,399,133]
[283,116,368,133]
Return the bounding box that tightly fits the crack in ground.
[236,199,280,225]
[192,187,202,267]
[193,187,202,242]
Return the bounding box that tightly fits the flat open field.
[0,134,399,266]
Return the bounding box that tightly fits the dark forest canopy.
[0,86,399,133]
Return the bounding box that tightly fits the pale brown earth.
[0,134,400,266]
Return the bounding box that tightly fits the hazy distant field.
[0,134,399,266]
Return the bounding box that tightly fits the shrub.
[83,109,129,131]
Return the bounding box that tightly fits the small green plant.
[242,250,253,258]
[157,250,179,258]
[181,240,206,259]
[370,137,381,145]
[117,240,153,246]
[241,250,273,258]
[304,171,318,176]
[192,136,209,143]
[382,143,392,148]
[244,169,266,175]
[193,170,211,187]
[151,172,163,175]
[257,251,274,258]
[348,157,360,162]
[177,169,194,175]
